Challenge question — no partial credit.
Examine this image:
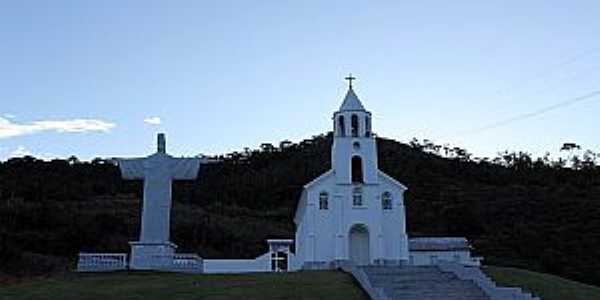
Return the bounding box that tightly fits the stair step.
[360,265,491,300]
[359,264,542,300]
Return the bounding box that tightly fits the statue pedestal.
[129,241,178,270]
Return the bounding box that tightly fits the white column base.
[129,241,178,270]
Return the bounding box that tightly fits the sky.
[1,1,599,161]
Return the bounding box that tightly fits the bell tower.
[332,75,378,185]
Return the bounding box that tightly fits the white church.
[294,81,410,269]
[77,77,480,273]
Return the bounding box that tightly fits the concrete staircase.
[359,264,541,300]
[363,265,489,300]
[437,263,541,300]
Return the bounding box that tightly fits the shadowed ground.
[483,266,600,300]
[0,270,368,300]
[3,267,600,300]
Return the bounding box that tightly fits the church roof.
[339,87,366,111]
[303,169,334,189]
[409,237,471,251]
[378,171,408,191]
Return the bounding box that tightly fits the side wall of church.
[294,216,306,265]
[378,175,409,263]
[306,176,338,266]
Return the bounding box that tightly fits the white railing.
[78,252,203,273]
[171,253,203,273]
[77,253,128,272]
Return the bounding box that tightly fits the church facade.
[294,84,410,269]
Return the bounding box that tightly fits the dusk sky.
[1,1,599,161]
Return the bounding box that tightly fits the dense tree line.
[0,133,599,286]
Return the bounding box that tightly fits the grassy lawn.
[5,266,598,300]
[484,266,600,300]
[0,271,368,300]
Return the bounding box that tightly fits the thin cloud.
[9,146,32,157]
[144,116,162,125]
[1,145,57,161]
[0,117,116,139]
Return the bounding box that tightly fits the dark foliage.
[0,133,599,286]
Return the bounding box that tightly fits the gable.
[294,170,334,225]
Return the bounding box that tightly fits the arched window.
[382,192,392,210]
[319,191,329,210]
[351,156,364,183]
[338,115,346,137]
[352,187,363,206]
[351,114,359,137]
[365,116,371,137]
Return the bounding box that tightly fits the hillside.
[1,133,600,286]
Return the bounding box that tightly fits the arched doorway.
[349,224,370,266]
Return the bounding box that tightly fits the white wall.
[287,253,301,271]
[203,253,302,273]
[203,253,271,273]
[409,250,475,266]
[379,174,409,262]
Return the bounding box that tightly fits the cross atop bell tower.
[345,73,356,89]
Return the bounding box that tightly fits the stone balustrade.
[77,253,128,272]
[171,253,203,273]
[76,252,202,273]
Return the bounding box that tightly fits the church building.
[294,78,410,269]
